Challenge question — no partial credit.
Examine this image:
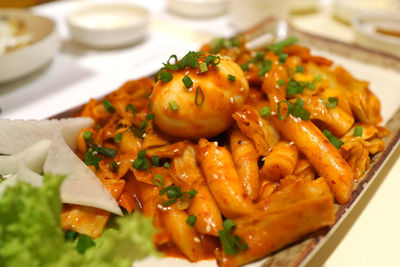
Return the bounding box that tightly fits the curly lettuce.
[0,173,156,267]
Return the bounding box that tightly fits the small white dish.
[333,0,400,24]
[67,3,150,49]
[0,9,59,84]
[167,0,228,18]
[354,12,400,57]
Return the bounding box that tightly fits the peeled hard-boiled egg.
[150,56,249,139]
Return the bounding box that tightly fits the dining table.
[0,0,399,266]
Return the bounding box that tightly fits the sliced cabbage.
[44,133,122,215]
[0,117,94,154]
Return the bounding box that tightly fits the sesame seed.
[214,141,218,147]
[185,71,189,75]
[213,174,218,179]
[288,141,294,146]
[265,73,269,78]
[206,225,211,232]
[188,87,193,92]
[275,85,279,89]
[173,148,179,153]
[230,97,234,104]
[204,151,209,157]
[271,111,276,115]
[240,87,244,92]
[194,237,201,243]
[142,133,147,138]
[157,204,163,209]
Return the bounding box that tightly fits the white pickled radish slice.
[0,117,94,154]
[44,133,122,215]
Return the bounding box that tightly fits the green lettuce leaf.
[0,173,156,267]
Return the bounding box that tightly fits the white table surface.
[1,1,399,267]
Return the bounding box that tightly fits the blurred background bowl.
[67,3,150,49]
[0,9,59,83]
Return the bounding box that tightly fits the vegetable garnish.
[321,97,339,108]
[258,59,272,77]
[163,162,170,169]
[279,53,288,63]
[109,161,119,173]
[228,74,236,82]
[259,106,272,117]
[114,132,122,143]
[186,215,197,227]
[205,54,220,66]
[159,185,197,206]
[296,65,304,73]
[286,79,305,95]
[240,64,249,71]
[132,150,150,171]
[255,51,265,61]
[182,75,193,89]
[292,99,311,121]
[195,86,205,106]
[102,100,115,114]
[0,174,156,266]
[209,36,242,54]
[268,36,298,54]
[323,129,344,149]
[93,146,117,158]
[83,131,92,144]
[200,62,208,73]
[169,101,179,111]
[277,79,285,86]
[354,126,363,137]
[76,235,96,254]
[151,155,160,167]
[307,82,316,90]
[146,113,155,120]
[159,69,173,82]
[125,104,136,114]
[218,219,248,255]
[152,174,164,187]
[314,74,322,82]
[84,147,101,168]
[277,100,292,120]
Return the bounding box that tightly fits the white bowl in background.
[354,12,400,57]
[0,9,59,84]
[167,0,228,18]
[67,3,150,49]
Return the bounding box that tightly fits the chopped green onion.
[230,36,241,47]
[321,97,338,108]
[160,70,173,82]
[138,150,147,159]
[354,126,363,137]
[314,74,322,82]
[151,155,160,167]
[200,62,208,73]
[296,65,304,73]
[268,36,298,54]
[240,64,249,71]
[210,38,225,54]
[132,150,150,170]
[279,53,288,63]
[169,101,179,111]
[83,148,101,168]
[182,75,193,89]
[233,235,248,251]
[164,162,170,169]
[153,174,164,187]
[167,54,178,65]
[227,74,236,82]
[286,79,305,95]
[93,146,117,158]
[218,219,248,255]
[292,99,311,120]
[109,161,119,173]
[102,100,115,113]
[277,79,285,86]
[195,86,204,106]
[125,104,136,114]
[186,215,197,227]
[255,51,265,61]
[323,130,344,149]
[307,82,315,90]
[132,158,144,169]
[211,56,220,65]
[146,113,155,120]
[259,106,271,117]
[205,55,215,65]
[76,234,95,254]
[114,132,122,143]
[139,120,148,131]
[258,59,272,77]
[223,219,236,232]
[277,100,292,120]
[83,131,92,143]
[181,189,197,199]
